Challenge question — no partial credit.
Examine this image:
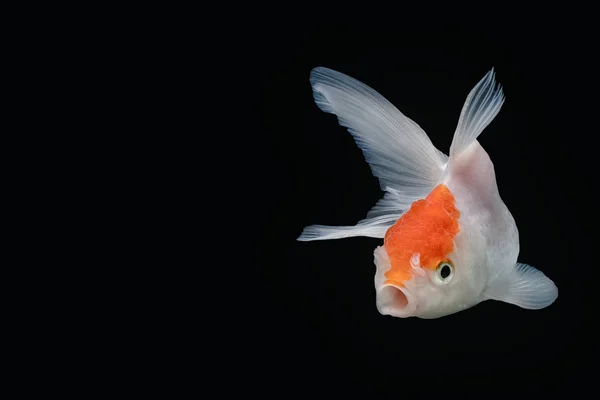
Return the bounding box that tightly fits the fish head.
[373,184,488,319]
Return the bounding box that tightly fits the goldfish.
[297,67,558,319]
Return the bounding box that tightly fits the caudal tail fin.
[297,67,447,241]
[297,214,399,241]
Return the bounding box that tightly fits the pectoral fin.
[484,263,558,310]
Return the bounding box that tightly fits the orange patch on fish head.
[383,184,460,287]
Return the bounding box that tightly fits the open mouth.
[376,284,417,318]
[373,245,418,318]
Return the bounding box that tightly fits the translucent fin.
[365,187,418,219]
[449,68,505,158]
[310,67,446,196]
[297,189,406,241]
[297,215,398,241]
[298,67,447,241]
[484,263,558,310]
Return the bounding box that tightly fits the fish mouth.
[376,284,417,318]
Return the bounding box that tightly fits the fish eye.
[436,261,454,282]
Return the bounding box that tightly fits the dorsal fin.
[449,68,505,159]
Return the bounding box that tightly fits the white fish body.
[298,67,558,319]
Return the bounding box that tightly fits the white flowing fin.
[483,263,558,310]
[297,67,446,241]
[449,68,505,159]
[363,187,412,219]
[297,190,406,241]
[297,215,399,241]
[310,67,446,194]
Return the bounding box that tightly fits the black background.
[239,24,597,395]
